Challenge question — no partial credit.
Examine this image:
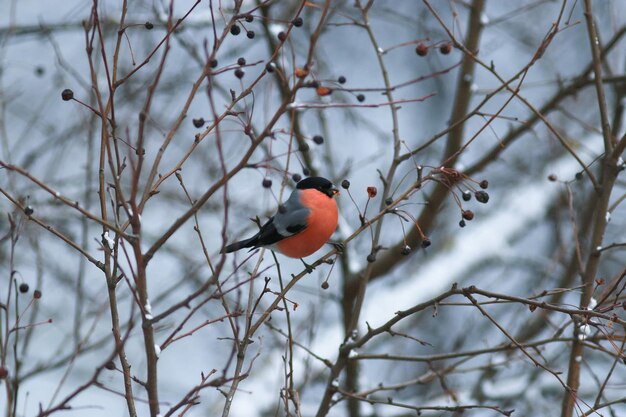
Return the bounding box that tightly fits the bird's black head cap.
[296,176,338,198]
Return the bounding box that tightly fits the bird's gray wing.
[245,190,310,248]
[273,189,310,236]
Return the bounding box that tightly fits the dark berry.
[292,17,303,27]
[299,142,309,152]
[246,30,255,39]
[313,135,324,145]
[367,186,377,198]
[292,173,302,182]
[105,361,116,370]
[19,283,29,293]
[462,210,474,221]
[230,25,241,35]
[302,168,311,176]
[338,76,346,84]
[575,172,583,180]
[400,245,411,255]
[385,197,393,206]
[278,204,287,214]
[421,238,431,248]
[61,89,74,101]
[439,43,452,54]
[24,206,34,216]
[462,190,471,201]
[33,290,42,299]
[262,178,272,188]
[415,43,428,56]
[234,68,245,79]
[459,219,466,228]
[245,14,254,23]
[321,281,329,290]
[266,62,276,73]
[475,191,489,204]
[366,253,376,263]
[341,179,350,189]
[145,21,154,30]
[356,94,365,102]
[479,180,489,189]
[192,118,205,128]
[548,174,557,182]
[237,57,246,66]
[210,59,218,68]
[277,31,287,41]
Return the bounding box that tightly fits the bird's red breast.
[276,189,338,258]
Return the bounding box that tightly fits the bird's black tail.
[221,236,258,254]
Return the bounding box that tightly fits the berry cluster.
[227,13,306,80]
[262,132,325,187]
[415,41,453,57]
[457,178,489,228]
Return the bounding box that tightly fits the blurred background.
[0,1,625,416]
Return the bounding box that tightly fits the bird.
[222,177,339,264]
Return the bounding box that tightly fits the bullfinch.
[222,177,339,259]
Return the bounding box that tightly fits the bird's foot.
[300,259,315,274]
[330,242,345,254]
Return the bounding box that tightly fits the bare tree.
[0,1,625,416]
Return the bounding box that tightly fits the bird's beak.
[331,187,340,198]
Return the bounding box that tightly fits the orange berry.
[294,67,309,78]
[316,86,331,96]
